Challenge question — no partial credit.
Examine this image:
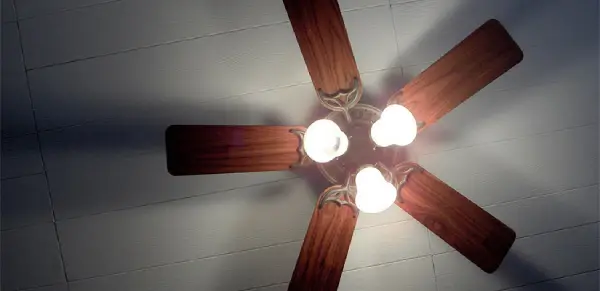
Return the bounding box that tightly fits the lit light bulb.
[354,167,397,213]
[303,119,349,163]
[370,104,417,147]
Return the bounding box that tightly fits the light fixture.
[303,119,349,163]
[370,104,417,147]
[354,166,397,213]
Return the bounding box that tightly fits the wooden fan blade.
[165,125,307,175]
[288,186,358,291]
[284,0,361,96]
[390,19,523,131]
[396,163,515,273]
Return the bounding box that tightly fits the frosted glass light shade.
[354,167,397,213]
[370,104,417,147]
[303,119,349,163]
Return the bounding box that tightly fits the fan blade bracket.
[386,92,428,130]
[317,77,363,120]
[288,128,312,168]
[318,175,359,217]
[390,162,423,202]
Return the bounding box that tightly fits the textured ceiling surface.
[1,0,598,290]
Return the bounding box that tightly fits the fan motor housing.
[318,103,407,184]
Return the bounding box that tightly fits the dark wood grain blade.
[166,125,306,175]
[283,0,361,97]
[288,187,358,291]
[390,19,523,131]
[396,163,515,273]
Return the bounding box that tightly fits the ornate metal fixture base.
[317,78,363,122]
[392,163,421,203]
[317,103,382,184]
[318,175,358,217]
[289,128,310,168]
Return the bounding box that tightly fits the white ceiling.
[1,0,598,290]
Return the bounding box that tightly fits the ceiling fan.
[165,0,523,290]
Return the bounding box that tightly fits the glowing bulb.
[354,167,397,213]
[370,104,417,147]
[303,119,348,163]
